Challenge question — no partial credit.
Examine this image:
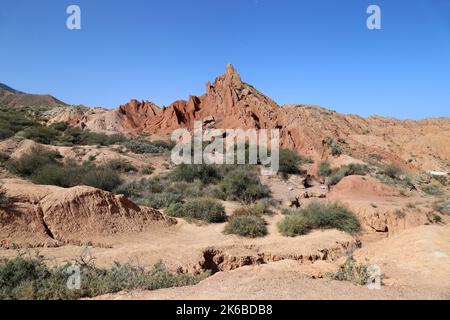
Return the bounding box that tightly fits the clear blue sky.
[1,0,449,119]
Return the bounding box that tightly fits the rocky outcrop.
[48,65,450,171]
[0,179,176,248]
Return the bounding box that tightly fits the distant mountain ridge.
[0,82,67,108]
[2,66,450,173]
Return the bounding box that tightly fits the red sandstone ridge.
[52,64,450,171]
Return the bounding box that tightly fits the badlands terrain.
[0,65,449,300]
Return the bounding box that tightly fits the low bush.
[433,199,450,215]
[433,175,448,186]
[0,253,208,300]
[326,163,369,187]
[5,147,60,177]
[421,184,443,196]
[317,160,332,178]
[218,167,270,203]
[277,202,361,237]
[0,188,13,209]
[169,164,222,185]
[223,215,267,238]
[325,138,342,156]
[166,198,226,223]
[277,215,311,237]
[107,159,137,173]
[21,126,61,144]
[326,256,371,285]
[278,149,308,179]
[0,107,37,140]
[124,139,174,154]
[382,164,403,180]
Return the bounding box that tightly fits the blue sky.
[1,0,449,119]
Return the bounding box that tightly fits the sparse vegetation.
[169,164,222,185]
[166,197,226,223]
[124,139,174,154]
[433,199,450,215]
[6,148,122,191]
[326,256,371,285]
[218,167,270,203]
[326,163,369,187]
[278,202,361,237]
[0,253,207,300]
[433,175,448,186]
[277,215,311,237]
[224,215,267,238]
[317,160,332,179]
[0,187,13,209]
[106,159,137,173]
[325,138,342,156]
[421,184,443,196]
[382,164,403,180]
[277,149,308,179]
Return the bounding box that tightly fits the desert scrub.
[433,199,450,215]
[169,164,222,185]
[317,160,332,179]
[326,256,371,286]
[381,164,403,180]
[107,159,138,173]
[223,215,267,238]
[277,215,311,237]
[277,149,309,179]
[166,198,226,223]
[0,253,208,300]
[0,187,13,209]
[6,149,122,191]
[324,137,342,156]
[277,202,361,237]
[421,184,443,196]
[325,163,369,187]
[123,139,174,154]
[218,167,270,203]
[0,106,37,140]
[5,146,60,177]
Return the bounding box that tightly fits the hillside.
[49,65,450,172]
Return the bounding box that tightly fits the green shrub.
[21,126,61,145]
[278,202,361,236]
[224,215,267,238]
[277,215,311,237]
[433,175,448,186]
[166,198,226,223]
[382,164,403,180]
[317,160,332,178]
[31,161,122,192]
[278,149,306,179]
[0,188,13,209]
[325,138,342,156]
[124,139,173,154]
[299,202,361,233]
[169,164,222,185]
[5,147,60,177]
[251,198,276,216]
[81,166,122,191]
[107,159,137,173]
[0,152,10,164]
[0,254,207,300]
[326,256,371,285]
[421,184,443,196]
[218,168,270,203]
[0,107,37,140]
[433,199,450,215]
[326,163,369,187]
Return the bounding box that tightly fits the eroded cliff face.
[51,65,450,171]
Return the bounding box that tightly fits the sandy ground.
[95,260,450,300]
